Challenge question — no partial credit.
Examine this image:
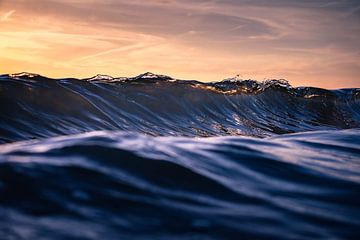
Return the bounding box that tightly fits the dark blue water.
[0,73,359,239]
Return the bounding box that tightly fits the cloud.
[0,10,15,22]
[0,0,359,88]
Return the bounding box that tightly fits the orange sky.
[0,0,359,88]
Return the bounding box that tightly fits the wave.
[1,72,360,239]
[0,130,359,239]
[0,72,359,143]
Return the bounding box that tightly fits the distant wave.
[0,72,359,143]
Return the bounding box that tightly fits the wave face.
[0,73,360,239]
[0,73,359,142]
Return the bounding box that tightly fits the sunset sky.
[0,0,359,88]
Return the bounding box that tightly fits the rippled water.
[0,73,359,239]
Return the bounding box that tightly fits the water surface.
[0,73,359,239]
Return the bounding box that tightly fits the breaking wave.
[0,72,359,142]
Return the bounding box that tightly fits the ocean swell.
[0,72,359,239]
[1,130,360,239]
[0,72,359,143]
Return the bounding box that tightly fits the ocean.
[0,72,359,239]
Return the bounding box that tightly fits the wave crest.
[0,72,359,143]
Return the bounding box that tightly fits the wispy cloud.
[0,0,359,88]
[0,10,15,22]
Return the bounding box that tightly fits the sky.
[0,0,359,88]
